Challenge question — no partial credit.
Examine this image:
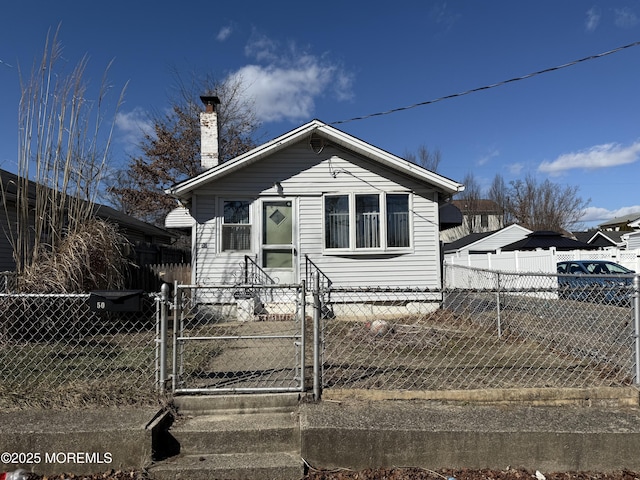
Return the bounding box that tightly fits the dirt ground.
[13,468,640,480]
[302,468,640,480]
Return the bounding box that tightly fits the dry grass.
[16,219,131,293]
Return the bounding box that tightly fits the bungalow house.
[165,97,464,292]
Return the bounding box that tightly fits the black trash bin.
[89,290,144,312]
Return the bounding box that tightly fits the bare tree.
[457,172,483,233]
[404,145,441,172]
[487,174,515,225]
[2,27,129,292]
[506,174,589,232]
[109,72,260,225]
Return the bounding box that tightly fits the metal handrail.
[242,255,276,285]
[305,255,332,292]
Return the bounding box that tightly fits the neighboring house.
[572,230,598,245]
[585,230,627,249]
[165,97,465,290]
[500,230,595,251]
[443,224,532,254]
[440,199,504,243]
[627,231,640,250]
[0,168,182,273]
[574,229,631,249]
[598,212,640,232]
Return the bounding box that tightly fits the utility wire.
[331,40,640,125]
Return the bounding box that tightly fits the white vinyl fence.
[445,247,640,275]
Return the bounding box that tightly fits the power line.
[331,40,640,125]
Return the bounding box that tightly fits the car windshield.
[584,262,632,274]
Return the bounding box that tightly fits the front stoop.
[148,394,304,480]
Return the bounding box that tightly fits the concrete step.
[148,451,303,480]
[173,392,301,415]
[170,411,300,454]
[150,394,304,479]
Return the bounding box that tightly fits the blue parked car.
[557,260,635,305]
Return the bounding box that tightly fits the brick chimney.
[200,95,221,169]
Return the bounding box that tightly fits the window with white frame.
[222,200,251,251]
[324,193,410,251]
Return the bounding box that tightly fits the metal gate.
[158,282,307,394]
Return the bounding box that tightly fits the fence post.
[496,271,502,338]
[172,280,181,392]
[300,280,306,392]
[634,275,640,385]
[313,273,321,401]
[159,283,170,392]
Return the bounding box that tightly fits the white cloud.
[477,147,499,166]
[228,34,354,123]
[614,7,639,28]
[507,162,524,175]
[217,26,233,42]
[581,205,640,223]
[244,33,280,63]
[538,141,640,175]
[585,7,601,32]
[115,108,154,147]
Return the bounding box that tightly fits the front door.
[261,200,295,284]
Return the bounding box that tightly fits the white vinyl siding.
[192,141,443,288]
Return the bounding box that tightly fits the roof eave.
[166,119,465,198]
[166,120,325,199]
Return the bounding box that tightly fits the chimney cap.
[200,95,221,106]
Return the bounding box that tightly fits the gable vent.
[309,133,325,154]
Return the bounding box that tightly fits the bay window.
[324,193,410,251]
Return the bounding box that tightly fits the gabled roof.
[166,119,464,199]
[598,212,640,229]
[572,230,598,243]
[444,231,497,252]
[443,224,532,253]
[587,230,626,246]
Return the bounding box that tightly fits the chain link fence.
[2,261,639,408]
[168,283,306,394]
[321,264,639,391]
[0,284,160,409]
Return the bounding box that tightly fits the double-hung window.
[324,193,410,251]
[222,200,251,251]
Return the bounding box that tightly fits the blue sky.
[1,1,640,228]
